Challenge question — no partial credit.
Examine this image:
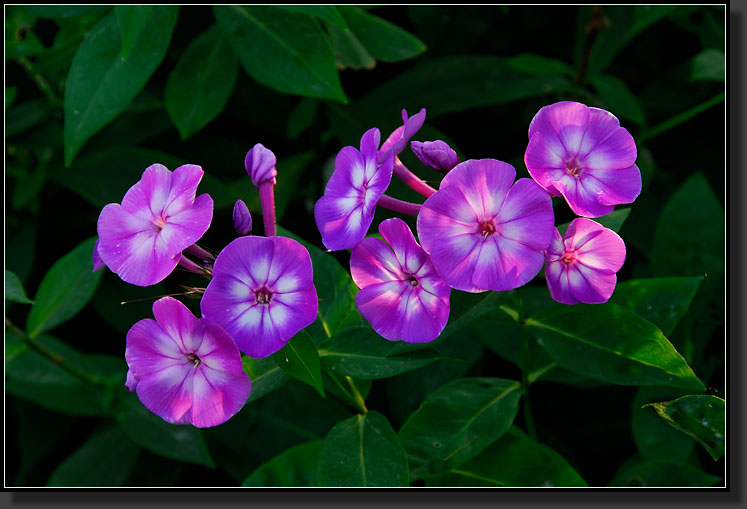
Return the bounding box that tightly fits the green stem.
[18,57,60,106]
[516,290,538,440]
[345,376,368,414]
[5,319,107,388]
[638,92,725,142]
[326,373,367,414]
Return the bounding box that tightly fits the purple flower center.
[478,220,497,238]
[186,352,201,368]
[561,250,577,265]
[406,274,419,287]
[565,158,582,178]
[255,287,273,304]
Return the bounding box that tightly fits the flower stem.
[327,373,368,414]
[517,289,538,440]
[638,92,725,142]
[376,194,422,215]
[259,182,277,237]
[345,376,368,414]
[393,158,437,198]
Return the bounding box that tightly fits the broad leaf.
[243,440,324,487]
[338,6,426,63]
[506,53,575,76]
[318,327,441,379]
[398,378,522,479]
[425,428,587,487]
[5,269,33,304]
[326,22,376,70]
[26,237,103,338]
[589,74,646,125]
[525,303,705,390]
[165,25,239,139]
[644,395,725,460]
[690,49,725,82]
[113,393,215,468]
[64,8,178,165]
[273,331,325,397]
[631,387,695,462]
[275,5,347,29]
[242,356,288,404]
[608,459,722,487]
[557,208,631,237]
[114,5,153,59]
[318,411,408,487]
[47,427,140,487]
[214,6,345,102]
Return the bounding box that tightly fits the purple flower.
[200,236,318,358]
[545,218,626,305]
[379,108,426,161]
[125,297,251,428]
[245,143,277,187]
[92,240,105,272]
[411,140,460,173]
[96,164,213,286]
[524,101,641,218]
[314,128,394,251]
[417,159,555,293]
[350,218,450,343]
[232,199,252,235]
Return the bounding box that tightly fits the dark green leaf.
[165,25,239,139]
[5,86,17,110]
[652,172,725,277]
[26,238,103,338]
[5,269,33,304]
[287,98,319,139]
[436,290,508,345]
[589,74,646,125]
[398,378,522,479]
[6,99,52,138]
[318,411,408,486]
[113,393,215,468]
[645,395,725,460]
[273,331,325,397]
[338,6,426,62]
[608,459,721,487]
[525,303,705,390]
[631,387,696,462]
[114,5,153,59]
[557,208,631,237]
[214,6,345,102]
[426,428,587,487]
[690,49,725,82]
[243,440,324,487]
[318,327,441,379]
[506,54,575,76]
[275,5,348,29]
[21,5,111,19]
[610,277,703,336]
[242,356,288,404]
[47,427,140,487]
[64,8,179,165]
[326,22,376,70]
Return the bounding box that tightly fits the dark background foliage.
[5,5,726,487]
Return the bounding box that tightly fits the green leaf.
[610,277,703,336]
[608,459,721,487]
[114,5,153,59]
[631,387,696,462]
[318,327,441,379]
[287,98,319,139]
[338,6,426,62]
[557,208,631,237]
[398,378,522,479]
[5,86,17,110]
[318,411,408,487]
[589,74,646,125]
[652,172,725,277]
[214,5,345,102]
[165,25,239,139]
[436,290,508,345]
[6,99,52,138]
[690,49,725,82]
[275,5,348,29]
[326,22,376,70]
[243,440,324,487]
[64,8,179,165]
[47,427,140,487]
[113,393,215,468]
[55,147,184,208]
[21,5,111,19]
[426,428,588,487]
[5,269,33,304]
[645,395,725,460]
[273,331,325,397]
[525,303,705,391]
[26,237,103,338]
[506,53,575,76]
[242,356,288,404]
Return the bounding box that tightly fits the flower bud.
[232,199,253,235]
[411,140,459,174]
[245,143,277,188]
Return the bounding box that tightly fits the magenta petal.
[355,281,408,341]
[439,159,516,217]
[496,178,555,250]
[162,164,205,217]
[359,127,381,158]
[379,218,428,275]
[584,165,642,206]
[190,365,252,428]
[350,237,403,288]
[554,176,615,218]
[380,108,426,158]
[567,263,617,304]
[125,318,186,380]
[120,163,172,218]
[160,193,214,252]
[92,240,105,272]
[245,143,278,187]
[135,364,195,425]
[545,261,577,305]
[528,101,590,139]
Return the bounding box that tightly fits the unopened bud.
[411,140,460,174]
[245,143,277,188]
[232,199,253,235]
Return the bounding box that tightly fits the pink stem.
[377,194,422,215]
[186,244,215,261]
[259,181,276,237]
[393,157,437,198]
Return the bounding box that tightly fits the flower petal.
[379,217,427,275]
[190,364,252,428]
[496,178,555,250]
[135,363,194,425]
[125,317,186,381]
[528,101,590,139]
[162,164,204,217]
[567,263,617,304]
[350,237,403,288]
[584,165,642,206]
[355,281,409,341]
[545,261,577,305]
[152,297,204,353]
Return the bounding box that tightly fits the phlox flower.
[417,159,555,293]
[245,143,277,187]
[125,297,251,428]
[314,128,394,251]
[379,108,426,161]
[524,101,641,217]
[411,139,460,173]
[96,164,213,286]
[350,218,450,343]
[545,218,626,305]
[200,236,318,358]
